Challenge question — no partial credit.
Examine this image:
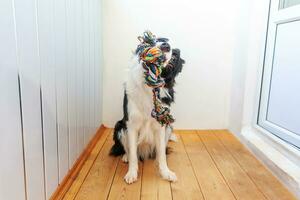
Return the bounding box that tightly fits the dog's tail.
[110,120,126,156]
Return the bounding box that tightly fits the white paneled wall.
[0,1,26,200]
[0,0,103,199]
[38,0,59,196]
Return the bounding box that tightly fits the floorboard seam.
[169,179,173,200]
[106,157,121,200]
[71,130,111,200]
[213,131,268,200]
[140,161,144,200]
[179,133,206,200]
[196,131,238,200]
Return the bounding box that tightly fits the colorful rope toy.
[137,31,175,126]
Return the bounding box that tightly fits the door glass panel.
[266,21,300,135]
[280,0,300,9]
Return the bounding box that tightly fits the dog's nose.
[160,42,170,52]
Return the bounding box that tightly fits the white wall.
[228,0,270,135]
[0,0,103,199]
[102,0,239,129]
[228,0,251,134]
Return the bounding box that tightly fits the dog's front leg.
[124,126,138,184]
[156,126,177,182]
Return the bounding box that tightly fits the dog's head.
[161,48,185,88]
[136,31,185,89]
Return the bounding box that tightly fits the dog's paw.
[122,154,128,163]
[160,169,177,182]
[124,170,138,184]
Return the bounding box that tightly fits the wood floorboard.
[107,162,143,200]
[180,131,236,200]
[140,159,172,200]
[214,130,297,200]
[198,130,267,200]
[74,132,119,200]
[61,129,296,200]
[168,131,204,200]
[62,129,111,200]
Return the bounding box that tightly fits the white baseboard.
[235,126,300,198]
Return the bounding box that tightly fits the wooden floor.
[62,129,296,200]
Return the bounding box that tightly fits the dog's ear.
[181,58,185,64]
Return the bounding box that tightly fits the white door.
[258,0,300,148]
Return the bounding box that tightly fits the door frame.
[257,0,300,148]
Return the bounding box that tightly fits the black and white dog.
[110,32,185,184]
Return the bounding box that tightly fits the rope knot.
[137,31,175,126]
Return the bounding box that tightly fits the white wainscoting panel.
[89,0,96,136]
[75,0,85,156]
[54,0,70,182]
[0,0,103,199]
[83,0,92,146]
[14,0,46,199]
[95,0,103,126]
[0,1,26,199]
[66,0,78,167]
[37,0,59,197]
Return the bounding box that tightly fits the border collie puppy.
[110,31,185,184]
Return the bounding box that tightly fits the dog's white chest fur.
[124,56,160,157]
[125,55,171,121]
